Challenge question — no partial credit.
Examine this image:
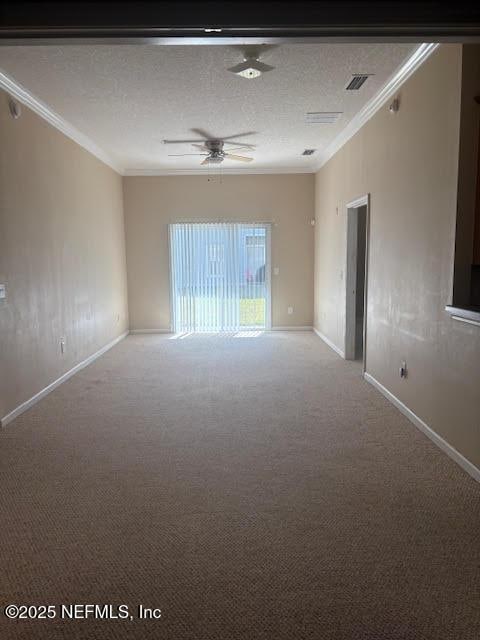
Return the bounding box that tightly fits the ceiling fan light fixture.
[204,156,224,164]
[238,66,262,79]
[228,58,274,79]
[164,133,255,166]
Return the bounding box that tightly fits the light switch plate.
[0,284,6,299]
[273,267,280,276]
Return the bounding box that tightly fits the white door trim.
[346,195,370,210]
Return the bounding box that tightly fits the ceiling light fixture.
[228,55,275,79]
[228,46,276,79]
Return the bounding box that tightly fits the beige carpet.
[0,332,479,640]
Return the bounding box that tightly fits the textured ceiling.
[0,43,418,173]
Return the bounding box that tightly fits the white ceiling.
[0,43,419,174]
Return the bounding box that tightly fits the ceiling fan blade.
[227,61,251,74]
[168,153,208,157]
[201,158,211,165]
[224,154,253,162]
[251,60,275,73]
[224,144,256,151]
[163,139,208,144]
[221,131,257,141]
[225,141,256,149]
[191,128,215,140]
[192,143,209,151]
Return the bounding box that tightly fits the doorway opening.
[345,196,370,366]
[169,222,271,333]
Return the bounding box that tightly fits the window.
[169,223,271,332]
[207,243,225,277]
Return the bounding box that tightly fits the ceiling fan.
[163,128,255,165]
[227,46,276,79]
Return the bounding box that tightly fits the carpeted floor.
[0,332,479,640]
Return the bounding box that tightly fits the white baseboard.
[1,331,129,428]
[364,372,480,483]
[129,329,173,334]
[271,326,313,331]
[313,327,345,358]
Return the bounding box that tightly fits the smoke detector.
[228,47,275,79]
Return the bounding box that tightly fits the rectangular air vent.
[305,112,342,124]
[302,149,316,156]
[345,74,372,90]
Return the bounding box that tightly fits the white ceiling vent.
[345,74,373,90]
[305,112,342,124]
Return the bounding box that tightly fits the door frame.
[345,194,370,371]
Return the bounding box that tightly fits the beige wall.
[0,89,129,420]
[123,174,315,330]
[314,44,480,469]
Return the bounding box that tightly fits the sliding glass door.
[169,223,271,332]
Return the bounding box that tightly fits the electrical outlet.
[273,267,280,276]
[287,306,294,315]
[116,313,120,323]
[0,284,6,299]
[399,361,407,379]
[60,338,66,355]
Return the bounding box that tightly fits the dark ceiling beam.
[1,1,479,43]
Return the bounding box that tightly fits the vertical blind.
[169,223,270,332]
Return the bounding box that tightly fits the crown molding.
[1,42,438,178]
[314,42,440,171]
[123,167,315,176]
[0,69,123,174]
